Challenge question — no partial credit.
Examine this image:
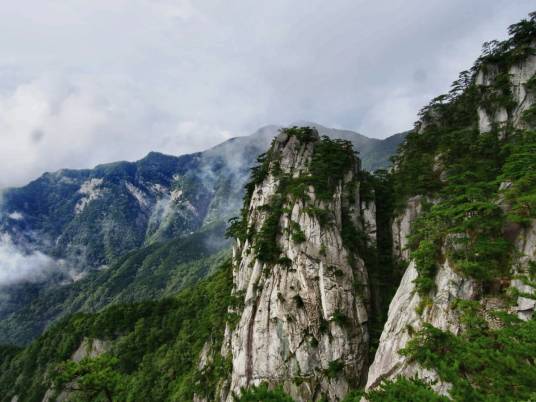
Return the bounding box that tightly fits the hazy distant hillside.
[0,123,405,344]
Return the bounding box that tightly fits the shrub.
[325,359,345,379]
[235,383,294,402]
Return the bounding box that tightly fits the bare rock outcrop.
[221,129,371,401]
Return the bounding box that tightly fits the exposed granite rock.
[511,219,536,320]
[221,131,370,401]
[477,55,536,133]
[70,338,111,362]
[41,338,110,402]
[368,53,536,395]
[365,258,477,395]
[392,196,424,261]
[362,200,377,244]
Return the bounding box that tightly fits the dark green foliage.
[253,191,285,263]
[330,310,349,327]
[348,14,536,402]
[499,130,536,223]
[52,354,125,402]
[235,383,295,402]
[309,136,356,200]
[411,239,440,296]
[285,126,318,143]
[0,224,230,345]
[479,71,517,116]
[477,12,536,67]
[404,128,519,294]
[0,260,234,402]
[234,129,361,266]
[392,16,536,295]
[522,104,536,127]
[304,206,333,227]
[344,377,449,402]
[521,76,536,126]
[325,359,345,379]
[365,169,405,359]
[278,256,293,268]
[401,313,536,401]
[226,216,248,242]
[290,221,306,243]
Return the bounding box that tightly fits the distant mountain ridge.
[0,122,404,270]
[0,123,406,344]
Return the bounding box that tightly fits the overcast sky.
[0,1,533,188]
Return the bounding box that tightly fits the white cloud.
[0,1,534,188]
[0,233,58,286]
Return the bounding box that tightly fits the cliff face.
[367,39,536,393]
[221,128,372,401]
[477,54,536,133]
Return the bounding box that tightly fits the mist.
[0,1,534,188]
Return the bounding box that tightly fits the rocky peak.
[221,127,372,401]
[366,28,536,397]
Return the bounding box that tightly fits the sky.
[0,0,534,188]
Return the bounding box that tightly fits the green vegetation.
[0,260,234,402]
[0,224,230,346]
[292,294,305,308]
[52,355,125,402]
[3,14,536,402]
[308,136,357,200]
[390,13,536,298]
[499,130,536,223]
[352,13,536,402]
[330,310,349,327]
[235,383,295,401]
[304,206,333,227]
[290,221,306,243]
[229,127,361,266]
[400,308,536,401]
[344,377,449,402]
[325,359,345,379]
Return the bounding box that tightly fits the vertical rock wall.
[221,131,371,401]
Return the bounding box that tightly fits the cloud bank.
[0,233,58,287]
[0,0,534,188]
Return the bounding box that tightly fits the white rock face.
[368,166,536,393]
[221,133,370,401]
[477,55,536,133]
[366,260,477,394]
[511,219,536,320]
[7,211,23,221]
[392,196,423,261]
[125,182,150,209]
[368,216,536,393]
[70,337,111,362]
[75,178,104,214]
[362,200,377,243]
[368,53,536,391]
[41,338,110,402]
[509,55,536,128]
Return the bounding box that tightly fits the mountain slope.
[0,123,404,344]
[0,223,229,345]
[2,13,535,402]
[220,128,372,401]
[0,261,235,402]
[363,13,536,401]
[0,123,402,271]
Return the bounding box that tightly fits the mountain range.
[0,122,405,345]
[1,12,535,402]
